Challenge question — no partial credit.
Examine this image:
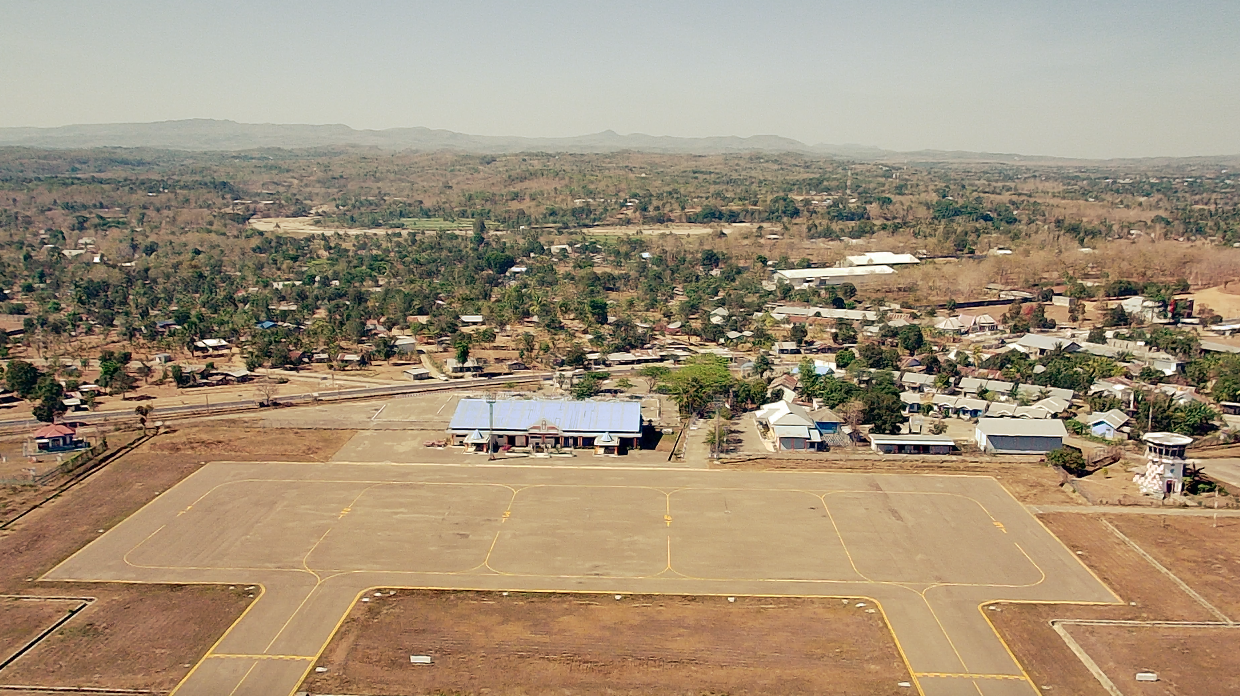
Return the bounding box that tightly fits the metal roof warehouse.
[448,398,644,453]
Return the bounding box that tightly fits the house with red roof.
[32,423,84,452]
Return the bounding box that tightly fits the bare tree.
[839,400,866,446]
[255,380,280,407]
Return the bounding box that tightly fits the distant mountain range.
[0,119,995,160]
[0,119,1234,164]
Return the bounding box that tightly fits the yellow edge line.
[167,582,266,696]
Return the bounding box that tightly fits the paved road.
[1029,503,1240,517]
[1199,458,1240,490]
[0,373,552,431]
[45,462,1119,696]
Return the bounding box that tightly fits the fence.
[0,440,108,487]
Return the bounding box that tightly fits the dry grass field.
[305,591,912,696]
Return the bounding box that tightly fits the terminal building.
[448,398,644,455]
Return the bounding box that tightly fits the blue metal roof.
[449,399,642,436]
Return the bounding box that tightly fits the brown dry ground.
[0,431,142,525]
[304,591,911,696]
[0,586,251,692]
[1107,514,1240,617]
[1069,624,1240,695]
[988,513,1240,696]
[715,456,1077,505]
[0,597,76,663]
[0,425,353,692]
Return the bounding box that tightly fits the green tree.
[897,325,924,353]
[1172,401,1217,437]
[752,353,773,378]
[32,375,65,423]
[834,320,857,344]
[1046,447,1087,476]
[1103,305,1131,327]
[586,298,609,325]
[5,360,41,398]
[790,323,808,346]
[658,355,736,416]
[637,364,671,391]
[571,375,602,400]
[835,349,855,369]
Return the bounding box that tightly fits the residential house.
[1077,409,1130,439]
[32,423,86,452]
[957,313,999,334]
[934,316,967,334]
[192,338,231,354]
[754,400,823,451]
[772,341,801,356]
[808,406,844,435]
[1119,296,1165,323]
[900,391,926,414]
[444,358,481,375]
[1014,334,1081,358]
[768,373,800,402]
[899,371,937,392]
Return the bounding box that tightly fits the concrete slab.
[43,462,1120,696]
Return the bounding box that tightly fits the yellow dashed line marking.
[915,672,1025,680]
[209,653,315,661]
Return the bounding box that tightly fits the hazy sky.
[2,0,1238,158]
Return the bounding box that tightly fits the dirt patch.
[1106,514,1240,618]
[986,513,1234,695]
[715,457,1077,505]
[1038,514,1214,620]
[1068,623,1240,695]
[302,591,911,696]
[145,424,355,460]
[1191,284,1240,320]
[0,424,352,691]
[0,585,250,692]
[0,597,80,664]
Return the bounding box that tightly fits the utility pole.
[486,392,497,460]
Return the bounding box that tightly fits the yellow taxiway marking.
[993,521,1007,533]
[915,672,1025,680]
[209,653,315,661]
[338,507,351,519]
[664,514,673,526]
